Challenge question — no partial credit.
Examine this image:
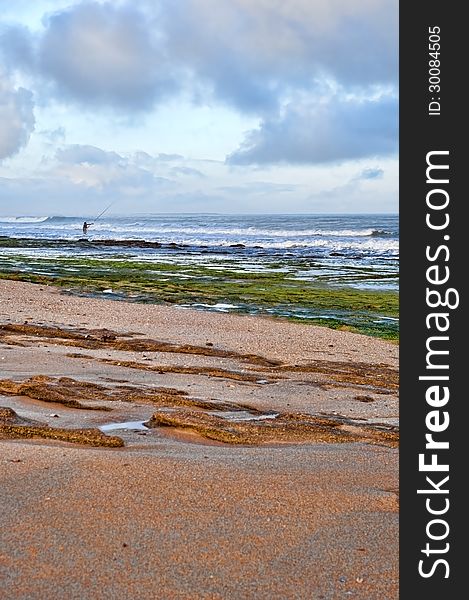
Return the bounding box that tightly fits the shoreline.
[0,228,399,339]
[0,279,398,597]
[0,271,399,340]
[0,279,398,362]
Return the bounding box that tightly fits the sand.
[0,280,398,599]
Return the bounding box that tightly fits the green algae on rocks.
[0,251,399,339]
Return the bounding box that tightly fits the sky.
[0,0,398,215]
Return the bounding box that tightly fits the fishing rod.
[81,201,115,237]
[94,201,115,222]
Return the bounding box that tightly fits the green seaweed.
[0,250,399,340]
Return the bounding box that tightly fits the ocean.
[0,214,399,336]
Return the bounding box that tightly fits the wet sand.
[0,280,398,599]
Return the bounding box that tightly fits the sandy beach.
[0,280,398,598]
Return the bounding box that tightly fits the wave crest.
[0,216,49,224]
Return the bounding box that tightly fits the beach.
[0,279,398,598]
[0,214,399,339]
[1,0,400,592]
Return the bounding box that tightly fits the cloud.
[0,73,35,160]
[126,152,208,179]
[306,163,396,212]
[357,167,384,180]
[219,181,297,195]
[160,0,397,112]
[38,126,66,143]
[0,24,34,72]
[155,153,185,162]
[171,166,205,178]
[56,144,123,165]
[1,0,397,117]
[0,173,212,216]
[53,143,174,189]
[0,1,398,213]
[36,2,177,110]
[227,93,397,165]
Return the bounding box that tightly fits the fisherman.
[82,221,94,235]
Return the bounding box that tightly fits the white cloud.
[228,92,397,165]
[0,72,35,159]
[159,0,397,111]
[357,167,384,180]
[0,143,398,214]
[56,144,123,165]
[52,143,174,189]
[0,1,398,213]
[2,0,397,116]
[36,2,177,110]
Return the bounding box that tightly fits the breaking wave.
[0,216,49,224]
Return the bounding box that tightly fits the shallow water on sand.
[99,421,149,432]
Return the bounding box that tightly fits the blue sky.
[0,0,398,215]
